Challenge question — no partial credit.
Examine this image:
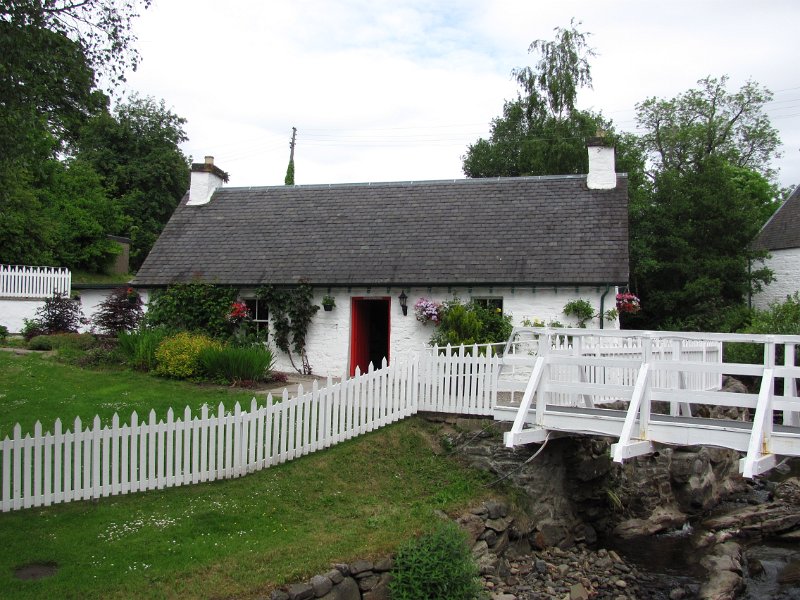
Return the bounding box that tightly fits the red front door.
[350,297,391,376]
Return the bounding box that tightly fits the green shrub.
[28,335,54,351]
[0,324,8,342]
[725,292,800,366]
[21,318,44,341]
[118,328,170,371]
[48,333,96,350]
[389,521,483,600]
[198,345,275,384]
[430,299,512,348]
[155,331,220,379]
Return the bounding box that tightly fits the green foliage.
[285,157,295,185]
[725,293,800,365]
[462,20,644,180]
[117,327,170,371]
[198,345,275,384]
[93,286,145,335]
[389,521,483,600]
[145,283,238,339]
[563,299,595,327]
[0,2,152,269]
[636,76,781,180]
[321,294,336,308]
[77,94,190,269]
[28,335,54,351]
[154,331,220,379]
[257,283,320,374]
[0,324,7,341]
[629,157,777,331]
[33,292,86,334]
[430,299,512,347]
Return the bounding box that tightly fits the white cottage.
[752,186,800,310]
[133,141,630,377]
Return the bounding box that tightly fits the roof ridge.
[217,173,629,192]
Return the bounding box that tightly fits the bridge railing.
[501,328,800,477]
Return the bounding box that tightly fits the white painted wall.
[0,288,149,334]
[753,248,800,310]
[263,285,620,378]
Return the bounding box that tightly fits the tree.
[0,0,153,268]
[627,157,776,331]
[77,95,190,269]
[463,20,642,178]
[627,76,785,331]
[636,76,781,180]
[284,158,295,185]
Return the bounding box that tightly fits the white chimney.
[187,156,228,205]
[586,138,616,190]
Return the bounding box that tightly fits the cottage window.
[244,297,269,332]
[472,297,504,313]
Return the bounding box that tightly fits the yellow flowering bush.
[155,331,221,379]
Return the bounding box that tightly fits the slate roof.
[133,175,630,287]
[752,186,800,251]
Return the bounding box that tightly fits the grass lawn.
[0,351,259,437]
[0,417,492,599]
[0,349,497,598]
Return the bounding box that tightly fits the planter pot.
[323,305,334,312]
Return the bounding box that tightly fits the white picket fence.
[0,264,71,299]
[1,345,498,512]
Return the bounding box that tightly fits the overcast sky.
[123,0,800,190]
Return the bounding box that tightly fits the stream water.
[599,463,800,599]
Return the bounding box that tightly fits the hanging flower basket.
[616,292,641,314]
[414,298,441,324]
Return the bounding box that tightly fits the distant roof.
[133,175,630,287]
[753,186,800,251]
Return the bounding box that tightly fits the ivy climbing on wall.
[257,283,319,374]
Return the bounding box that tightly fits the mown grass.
[0,348,495,598]
[0,351,261,437]
[0,417,491,599]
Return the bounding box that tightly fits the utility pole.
[285,126,297,185]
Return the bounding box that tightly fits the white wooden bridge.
[492,328,800,478]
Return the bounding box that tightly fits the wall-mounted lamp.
[398,291,408,316]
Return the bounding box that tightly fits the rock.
[612,505,686,539]
[486,500,508,519]
[325,569,344,585]
[775,477,800,505]
[348,560,373,576]
[777,559,800,584]
[310,575,332,597]
[481,529,498,546]
[698,569,743,600]
[373,558,393,572]
[286,583,314,600]
[458,512,486,545]
[319,577,360,600]
[486,517,511,532]
[271,591,290,600]
[472,540,489,559]
[362,573,392,600]
[357,574,379,591]
[490,594,516,600]
[703,502,800,535]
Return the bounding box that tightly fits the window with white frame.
[244,297,269,333]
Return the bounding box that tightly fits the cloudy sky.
[123,0,800,190]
